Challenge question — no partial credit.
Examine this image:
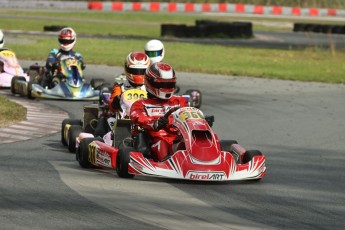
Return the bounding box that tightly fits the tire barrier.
[293,23,345,34]
[161,20,253,39]
[43,25,67,32]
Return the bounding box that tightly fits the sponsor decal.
[96,151,112,167]
[144,105,168,116]
[187,171,226,180]
[131,161,143,171]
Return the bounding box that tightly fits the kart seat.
[134,131,153,159]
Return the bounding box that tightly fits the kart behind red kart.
[11,57,104,100]
[62,88,193,154]
[61,88,144,153]
[76,106,266,181]
[0,49,30,88]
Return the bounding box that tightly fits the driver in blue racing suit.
[43,27,85,88]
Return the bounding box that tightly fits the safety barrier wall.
[293,23,345,34]
[161,20,253,38]
[88,2,345,17]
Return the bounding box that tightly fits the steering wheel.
[163,105,180,119]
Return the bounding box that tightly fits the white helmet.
[0,30,4,48]
[58,27,76,52]
[144,39,164,63]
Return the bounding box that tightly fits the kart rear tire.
[61,119,82,146]
[67,125,83,153]
[77,137,99,168]
[185,89,202,109]
[116,143,135,178]
[90,78,105,90]
[27,68,44,84]
[242,150,263,164]
[27,69,39,80]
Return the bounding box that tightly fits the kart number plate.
[0,50,15,58]
[179,111,203,122]
[64,58,78,67]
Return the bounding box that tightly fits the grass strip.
[0,95,27,127]
[8,35,345,84]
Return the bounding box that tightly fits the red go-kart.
[76,106,266,181]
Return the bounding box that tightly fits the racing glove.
[154,117,168,131]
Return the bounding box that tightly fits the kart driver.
[144,39,181,94]
[0,29,10,72]
[0,30,23,74]
[109,51,150,114]
[93,52,150,137]
[130,62,189,162]
[43,27,85,88]
[0,29,6,72]
[144,39,165,64]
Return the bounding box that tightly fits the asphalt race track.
[0,60,344,230]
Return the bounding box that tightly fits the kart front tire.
[116,143,135,179]
[27,81,34,100]
[67,125,83,153]
[61,119,82,146]
[11,76,26,95]
[77,138,96,168]
[242,150,263,164]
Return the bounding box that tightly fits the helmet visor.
[145,49,163,58]
[126,66,146,75]
[149,80,176,89]
[59,38,75,45]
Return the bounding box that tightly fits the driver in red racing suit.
[130,62,188,162]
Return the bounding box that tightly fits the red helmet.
[58,27,76,51]
[145,62,176,100]
[125,52,150,86]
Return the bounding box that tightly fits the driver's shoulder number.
[123,89,147,102]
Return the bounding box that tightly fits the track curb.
[0,91,69,144]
